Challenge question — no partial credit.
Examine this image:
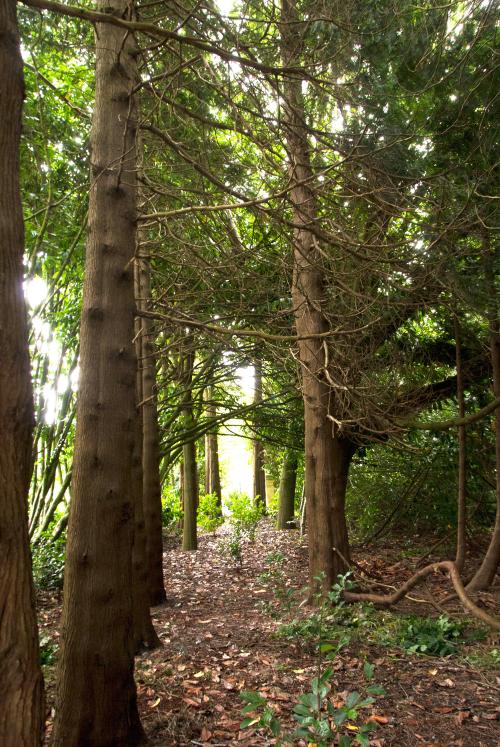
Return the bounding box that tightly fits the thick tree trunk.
[0,2,44,743]
[132,289,161,652]
[204,386,222,505]
[252,360,266,508]
[136,243,166,605]
[454,317,467,573]
[277,451,298,529]
[280,0,352,592]
[52,2,146,744]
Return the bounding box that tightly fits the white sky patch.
[25,276,48,308]
[215,0,234,16]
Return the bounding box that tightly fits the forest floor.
[39,522,499,746]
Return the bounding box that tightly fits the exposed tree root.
[342,560,500,632]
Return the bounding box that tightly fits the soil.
[39,522,499,746]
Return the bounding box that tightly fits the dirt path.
[136,524,500,746]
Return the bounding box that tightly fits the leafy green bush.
[32,533,65,590]
[400,614,468,656]
[161,485,182,530]
[197,492,223,533]
[226,491,264,539]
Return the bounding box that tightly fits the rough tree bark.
[468,241,500,590]
[0,2,45,743]
[252,359,266,508]
[181,344,198,551]
[204,385,222,506]
[454,317,467,573]
[277,451,298,529]
[132,272,161,652]
[52,1,146,743]
[280,0,353,592]
[136,239,166,605]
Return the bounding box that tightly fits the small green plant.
[226,491,264,540]
[400,614,468,656]
[39,635,58,666]
[161,485,182,530]
[32,533,65,590]
[241,660,385,746]
[465,647,500,670]
[197,492,223,533]
[218,524,244,566]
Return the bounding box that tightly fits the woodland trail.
[40,523,499,746]
[137,523,500,747]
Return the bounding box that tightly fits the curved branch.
[343,560,500,632]
[402,396,500,432]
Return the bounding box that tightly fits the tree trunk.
[182,438,198,550]
[0,2,45,743]
[181,344,198,551]
[277,451,298,529]
[136,237,166,605]
[52,1,146,744]
[280,0,352,593]
[252,360,266,508]
[468,242,500,590]
[454,317,467,573]
[204,386,222,505]
[132,279,161,652]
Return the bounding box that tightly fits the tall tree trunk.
[204,385,222,505]
[454,317,467,573]
[182,345,198,550]
[136,237,166,605]
[52,1,145,744]
[468,241,500,590]
[132,277,161,652]
[0,2,44,743]
[280,0,352,592]
[277,451,298,529]
[252,360,266,508]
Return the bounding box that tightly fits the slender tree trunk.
[0,2,44,742]
[455,317,467,573]
[182,438,198,550]
[204,386,222,505]
[181,345,198,550]
[280,0,352,592]
[136,235,166,605]
[252,360,266,508]
[468,242,500,590]
[52,2,146,743]
[277,451,298,529]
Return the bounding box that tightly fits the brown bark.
[132,278,161,652]
[52,1,146,744]
[280,0,352,592]
[204,386,222,505]
[252,360,266,508]
[468,243,500,590]
[0,2,45,743]
[181,345,198,551]
[454,317,467,573]
[136,237,166,605]
[277,451,298,529]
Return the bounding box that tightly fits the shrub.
[32,532,65,590]
[197,492,223,533]
[400,614,468,656]
[226,491,264,539]
[161,485,182,530]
